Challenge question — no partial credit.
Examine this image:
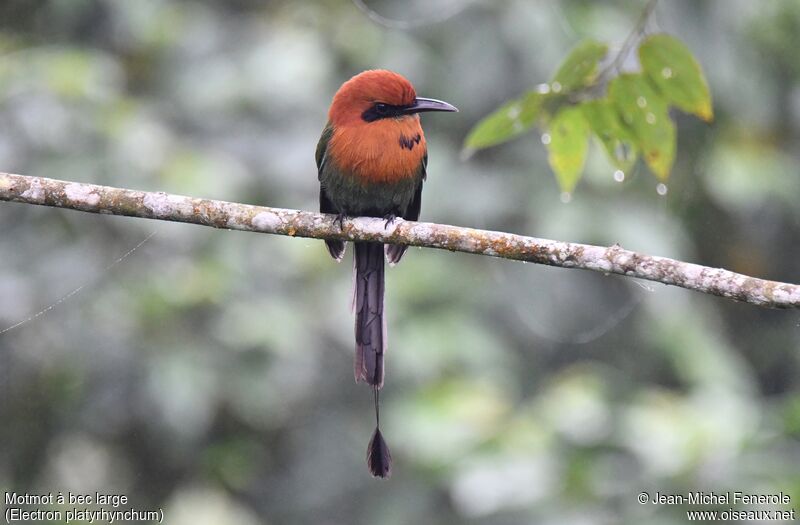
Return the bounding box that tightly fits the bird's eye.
[362,102,396,122]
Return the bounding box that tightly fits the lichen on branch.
[1,171,798,309]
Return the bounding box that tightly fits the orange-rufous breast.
[328,115,427,185]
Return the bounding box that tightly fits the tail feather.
[325,240,345,261]
[366,427,392,478]
[353,241,386,388]
[385,244,408,265]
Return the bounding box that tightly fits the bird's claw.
[383,214,396,229]
[334,213,347,231]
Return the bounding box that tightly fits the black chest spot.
[399,133,422,151]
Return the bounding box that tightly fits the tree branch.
[1,172,798,309]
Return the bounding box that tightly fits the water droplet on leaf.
[541,133,551,145]
[646,112,656,124]
[536,83,551,94]
[551,81,562,93]
[661,67,673,79]
[656,183,668,196]
[637,96,647,108]
[613,170,625,182]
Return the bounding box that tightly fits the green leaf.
[552,39,609,92]
[463,39,607,154]
[609,74,676,181]
[545,105,590,193]
[463,91,546,152]
[639,33,713,122]
[580,99,637,171]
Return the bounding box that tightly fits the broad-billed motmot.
[316,70,457,477]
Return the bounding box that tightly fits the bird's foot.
[334,212,347,231]
[383,214,396,229]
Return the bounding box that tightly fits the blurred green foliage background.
[1,1,799,524]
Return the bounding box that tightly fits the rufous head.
[328,69,457,127]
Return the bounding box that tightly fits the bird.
[316,70,457,477]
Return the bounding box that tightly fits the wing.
[385,151,426,265]
[316,123,334,180]
[403,151,426,222]
[317,123,345,261]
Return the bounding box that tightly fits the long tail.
[353,241,392,477]
[353,241,387,387]
[367,386,392,478]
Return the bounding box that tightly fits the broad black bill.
[363,97,458,122]
[367,427,392,478]
[402,97,459,115]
